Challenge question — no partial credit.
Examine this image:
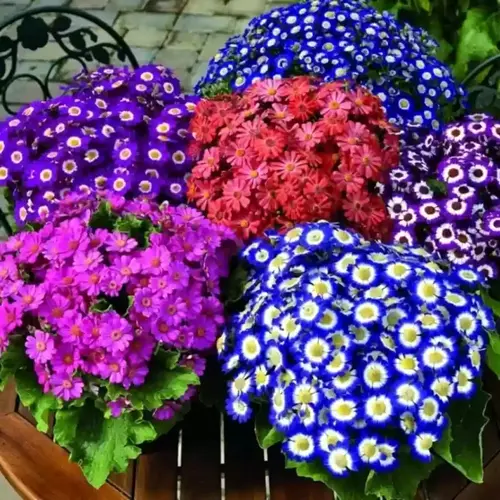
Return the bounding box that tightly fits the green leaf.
[427,179,448,196]
[455,8,499,80]
[54,399,152,488]
[481,289,500,316]
[222,264,249,305]
[89,201,117,230]
[15,369,62,433]
[434,387,490,483]
[0,337,26,390]
[115,215,155,248]
[287,459,376,500]
[255,406,284,449]
[158,349,181,370]
[90,298,112,313]
[487,331,500,378]
[129,363,199,411]
[416,0,431,12]
[365,452,439,500]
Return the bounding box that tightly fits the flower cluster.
[386,114,500,279]
[0,65,197,226]
[220,221,492,478]
[195,0,464,132]
[0,193,238,420]
[187,76,398,241]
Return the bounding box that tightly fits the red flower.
[187,76,398,241]
[222,178,251,212]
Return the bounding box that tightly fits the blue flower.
[195,0,464,133]
[220,220,491,481]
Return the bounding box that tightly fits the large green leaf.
[15,369,62,433]
[54,399,156,488]
[481,289,500,317]
[287,459,376,500]
[129,365,198,411]
[0,337,26,390]
[365,453,439,500]
[487,330,500,378]
[455,8,499,80]
[434,387,490,483]
[255,406,284,449]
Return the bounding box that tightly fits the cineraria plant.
[386,113,500,279]
[187,76,399,241]
[0,64,197,227]
[219,220,497,500]
[0,192,238,487]
[195,0,465,133]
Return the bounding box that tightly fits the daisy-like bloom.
[221,221,492,485]
[188,75,398,241]
[387,114,500,278]
[1,65,197,227]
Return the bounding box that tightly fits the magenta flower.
[102,313,133,353]
[76,267,108,296]
[34,363,51,393]
[104,358,127,384]
[25,330,56,363]
[17,285,45,311]
[59,312,85,345]
[134,288,157,317]
[112,255,141,282]
[127,334,155,364]
[0,255,19,282]
[141,246,171,275]
[18,232,43,264]
[0,302,23,334]
[0,332,9,354]
[122,363,149,389]
[102,270,125,297]
[107,398,130,418]
[73,249,103,272]
[160,296,188,326]
[51,374,84,401]
[52,343,81,374]
[180,354,207,377]
[82,347,107,376]
[152,320,180,344]
[106,232,138,253]
[166,261,190,291]
[153,401,181,421]
[191,318,217,351]
[38,294,71,324]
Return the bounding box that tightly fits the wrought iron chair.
[0,7,139,235]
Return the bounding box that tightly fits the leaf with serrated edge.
[54,399,155,488]
[365,452,438,500]
[15,369,61,433]
[287,459,376,500]
[255,406,284,449]
[434,387,490,483]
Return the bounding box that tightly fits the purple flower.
[51,374,84,401]
[52,343,81,374]
[141,246,171,275]
[122,363,149,389]
[16,284,45,311]
[106,232,138,253]
[153,401,181,421]
[39,294,70,324]
[134,288,157,317]
[76,267,109,296]
[73,249,103,272]
[107,398,130,418]
[160,295,188,326]
[26,330,56,363]
[102,313,133,353]
[0,302,23,334]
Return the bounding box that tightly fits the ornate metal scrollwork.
[0,6,139,115]
[0,7,139,235]
[463,54,500,117]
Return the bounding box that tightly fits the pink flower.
[141,246,171,275]
[89,228,110,249]
[51,374,84,401]
[26,330,55,363]
[16,284,46,311]
[102,270,125,297]
[0,332,9,354]
[34,363,51,393]
[134,288,157,317]
[127,334,155,364]
[107,398,130,418]
[166,261,190,291]
[0,302,23,334]
[153,401,181,421]
[160,296,188,326]
[106,232,138,253]
[0,255,19,282]
[52,343,81,374]
[38,294,71,324]
[76,267,108,296]
[59,312,85,345]
[73,249,103,272]
[104,358,127,384]
[102,313,133,353]
[18,232,43,264]
[112,255,141,282]
[122,363,149,389]
[82,347,107,375]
